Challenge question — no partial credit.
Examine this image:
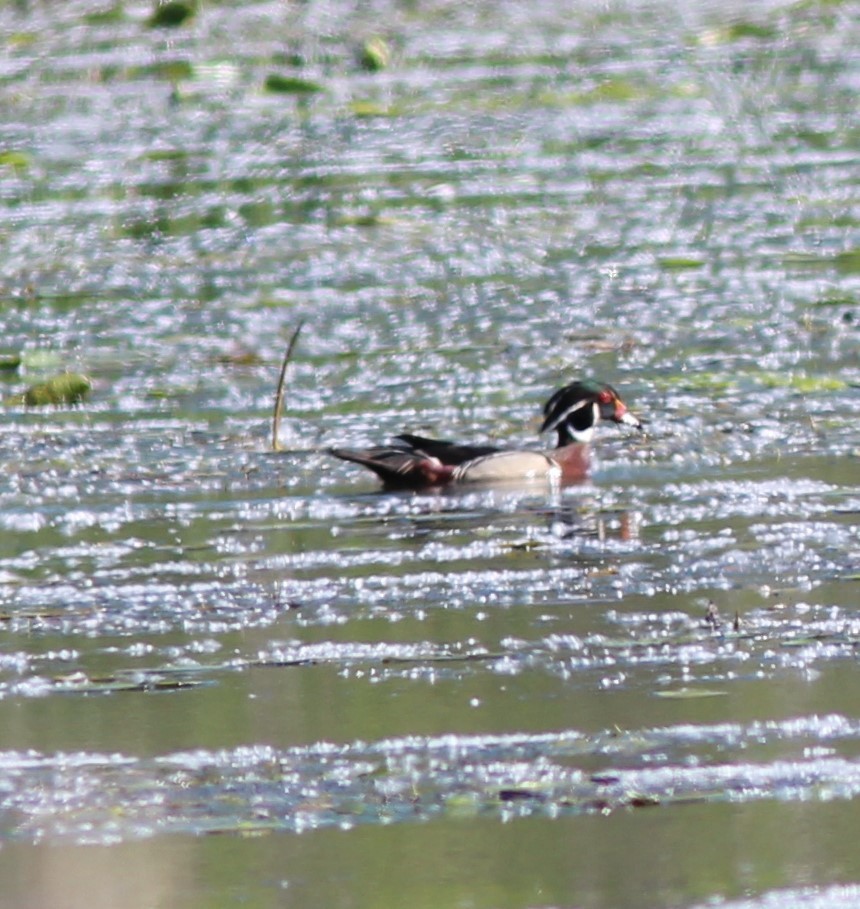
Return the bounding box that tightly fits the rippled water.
[0,0,858,907]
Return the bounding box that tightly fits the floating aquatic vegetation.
[348,101,401,118]
[0,150,30,171]
[52,670,208,695]
[82,4,126,25]
[9,372,92,406]
[148,0,196,28]
[264,74,324,94]
[834,248,860,274]
[0,4,857,904]
[1,714,859,844]
[658,257,706,270]
[357,37,391,72]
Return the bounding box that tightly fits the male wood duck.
[328,379,642,489]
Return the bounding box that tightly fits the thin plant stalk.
[272,320,304,452]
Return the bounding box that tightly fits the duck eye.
[597,389,613,404]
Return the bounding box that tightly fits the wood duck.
[328,380,642,489]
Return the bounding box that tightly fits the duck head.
[540,380,642,446]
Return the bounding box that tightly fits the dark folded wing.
[328,446,454,488]
[395,433,500,466]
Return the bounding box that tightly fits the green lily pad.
[132,60,194,81]
[264,74,324,94]
[149,0,196,27]
[332,212,396,227]
[358,37,391,72]
[723,21,776,40]
[349,101,399,118]
[658,256,705,270]
[0,150,31,171]
[699,21,777,44]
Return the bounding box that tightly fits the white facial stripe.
[543,397,591,431]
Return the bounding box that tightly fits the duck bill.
[614,404,643,431]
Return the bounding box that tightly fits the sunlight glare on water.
[0,0,858,907]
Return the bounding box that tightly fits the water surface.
[0,0,858,906]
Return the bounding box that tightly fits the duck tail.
[328,447,453,488]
